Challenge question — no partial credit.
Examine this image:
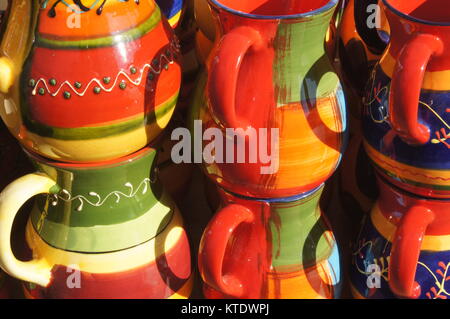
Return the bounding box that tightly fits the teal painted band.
[35,7,162,49]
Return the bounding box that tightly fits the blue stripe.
[363,67,450,170]
[155,0,183,19]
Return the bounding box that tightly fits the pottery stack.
[0,0,192,299]
[190,0,347,299]
[349,0,450,299]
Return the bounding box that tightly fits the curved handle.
[389,34,443,145]
[389,206,435,299]
[0,173,57,287]
[198,204,255,298]
[0,0,33,93]
[207,26,263,129]
[354,0,387,55]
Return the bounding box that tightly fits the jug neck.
[266,188,335,272]
[211,3,335,64]
[383,2,450,71]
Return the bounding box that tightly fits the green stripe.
[31,192,175,253]
[24,92,178,140]
[35,7,162,49]
[269,187,336,272]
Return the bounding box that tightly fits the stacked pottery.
[0,0,192,299]
[191,0,347,299]
[352,0,450,299]
[337,0,389,218]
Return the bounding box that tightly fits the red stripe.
[24,231,191,299]
[25,23,181,128]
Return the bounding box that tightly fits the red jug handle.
[389,206,435,299]
[389,34,443,145]
[207,26,263,129]
[198,204,255,298]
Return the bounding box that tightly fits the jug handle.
[389,34,443,145]
[207,26,263,129]
[198,204,255,298]
[354,0,387,55]
[0,173,57,287]
[389,206,435,299]
[0,0,33,93]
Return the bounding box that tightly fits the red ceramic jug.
[351,174,450,299]
[190,0,347,198]
[198,186,341,299]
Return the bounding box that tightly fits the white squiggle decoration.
[32,40,180,97]
[51,178,153,212]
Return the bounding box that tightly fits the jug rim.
[382,0,450,27]
[207,0,338,20]
[219,183,325,203]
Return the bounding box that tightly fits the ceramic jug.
[156,0,184,28]
[351,174,450,299]
[190,0,347,199]
[199,185,342,299]
[338,0,389,97]
[0,147,192,299]
[0,0,181,162]
[363,0,450,198]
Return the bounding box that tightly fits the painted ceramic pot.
[363,0,450,198]
[0,147,192,299]
[199,185,342,299]
[156,0,184,28]
[0,0,181,162]
[351,174,450,299]
[190,0,347,198]
[338,0,389,98]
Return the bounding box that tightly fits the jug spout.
[0,0,34,94]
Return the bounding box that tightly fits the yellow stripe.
[168,11,182,28]
[371,203,450,251]
[350,283,367,299]
[380,52,450,91]
[168,275,193,299]
[265,258,335,299]
[24,102,175,162]
[364,141,450,187]
[25,208,188,273]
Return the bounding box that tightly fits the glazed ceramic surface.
[363,0,450,198]
[156,0,184,28]
[338,0,388,94]
[351,175,450,299]
[0,147,192,298]
[191,0,347,198]
[0,0,181,162]
[199,185,342,299]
